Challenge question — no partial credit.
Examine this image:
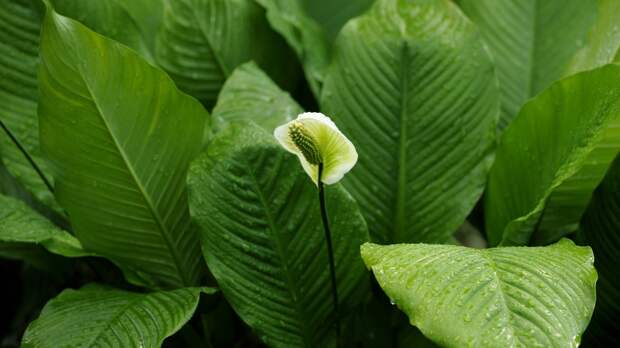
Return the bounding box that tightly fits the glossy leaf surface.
[486,64,620,246]
[362,239,597,347]
[0,0,58,210]
[321,0,498,243]
[38,6,207,287]
[22,285,214,347]
[211,62,302,133]
[257,0,330,97]
[156,0,296,107]
[458,0,620,131]
[0,193,86,257]
[188,123,370,347]
[301,0,374,42]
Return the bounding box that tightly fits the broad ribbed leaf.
[22,285,215,347]
[456,0,608,131]
[0,193,86,257]
[211,62,302,133]
[0,184,82,270]
[301,0,374,43]
[51,0,160,63]
[578,155,620,346]
[188,123,370,348]
[111,0,164,55]
[155,0,297,108]
[362,239,597,348]
[0,0,58,210]
[0,161,21,196]
[100,0,164,57]
[565,0,620,75]
[321,0,498,244]
[486,64,620,246]
[256,0,329,97]
[38,6,207,287]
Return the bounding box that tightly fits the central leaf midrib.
[190,6,230,79]
[84,293,144,347]
[246,160,315,347]
[479,251,519,346]
[78,69,190,286]
[394,41,410,243]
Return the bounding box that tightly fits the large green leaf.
[577,155,620,346]
[100,0,164,57]
[50,0,160,63]
[155,0,297,108]
[188,123,370,348]
[457,0,599,130]
[0,154,55,217]
[0,0,58,211]
[22,284,215,347]
[0,187,79,272]
[301,0,374,43]
[256,0,330,98]
[0,0,172,213]
[321,0,498,244]
[485,64,620,246]
[564,0,620,75]
[211,62,302,134]
[362,239,597,348]
[38,5,207,287]
[0,193,87,258]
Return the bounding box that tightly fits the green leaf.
[321,0,498,244]
[0,0,59,211]
[0,242,69,273]
[51,0,159,63]
[38,6,207,287]
[211,62,303,134]
[485,64,620,246]
[188,123,370,348]
[564,0,620,75]
[256,0,330,97]
[361,239,597,348]
[301,0,374,43]
[155,0,297,108]
[107,0,165,58]
[0,188,78,271]
[577,155,620,346]
[22,284,215,348]
[0,193,87,257]
[456,0,619,131]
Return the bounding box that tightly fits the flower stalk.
[318,162,340,345]
[274,112,357,347]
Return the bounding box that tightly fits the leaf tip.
[40,0,55,14]
[360,242,381,269]
[201,287,218,295]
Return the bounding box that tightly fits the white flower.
[274,112,358,185]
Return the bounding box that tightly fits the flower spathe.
[274,112,358,185]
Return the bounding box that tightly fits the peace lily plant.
[274,112,358,344]
[1,0,618,347]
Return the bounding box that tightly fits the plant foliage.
[0,0,618,347]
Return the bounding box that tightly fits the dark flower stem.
[317,163,340,346]
[0,118,54,194]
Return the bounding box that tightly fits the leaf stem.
[317,163,340,346]
[0,117,54,194]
